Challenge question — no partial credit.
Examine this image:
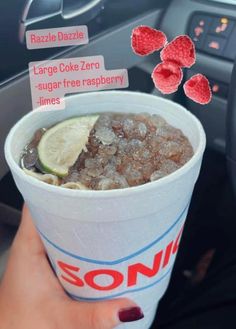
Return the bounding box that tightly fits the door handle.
[19,0,104,43]
[62,0,104,19]
[19,0,62,43]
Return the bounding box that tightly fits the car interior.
[1,0,236,328]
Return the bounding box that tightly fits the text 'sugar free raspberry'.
[131,26,167,56]
[183,74,212,105]
[151,61,183,94]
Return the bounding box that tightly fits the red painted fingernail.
[119,306,144,322]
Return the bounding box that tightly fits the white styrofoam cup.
[5,91,206,329]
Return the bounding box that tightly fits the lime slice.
[38,115,99,177]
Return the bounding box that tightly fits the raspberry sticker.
[130,26,212,105]
[131,26,167,56]
[151,61,183,94]
[183,74,212,105]
[160,35,196,68]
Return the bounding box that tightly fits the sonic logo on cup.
[56,227,183,293]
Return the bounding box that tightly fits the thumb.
[67,298,144,329]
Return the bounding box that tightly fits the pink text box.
[29,56,129,111]
[26,26,89,49]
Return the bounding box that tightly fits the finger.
[7,205,64,292]
[13,204,45,255]
[66,298,144,329]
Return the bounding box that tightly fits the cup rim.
[4,91,206,199]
